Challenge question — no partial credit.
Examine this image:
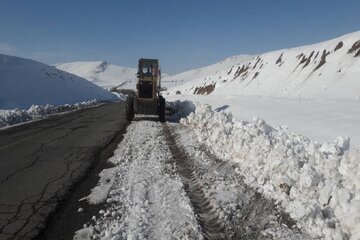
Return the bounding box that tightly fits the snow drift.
[181,103,360,240]
[0,54,117,110]
[167,31,360,99]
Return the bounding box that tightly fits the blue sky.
[0,0,359,74]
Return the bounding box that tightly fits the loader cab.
[137,58,160,99]
[134,58,166,122]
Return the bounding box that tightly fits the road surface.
[0,102,128,240]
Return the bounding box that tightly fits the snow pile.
[181,104,360,240]
[166,100,195,121]
[82,167,118,205]
[167,31,360,99]
[174,125,311,239]
[0,54,118,110]
[0,100,100,128]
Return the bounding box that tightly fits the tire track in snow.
[163,124,225,240]
[172,123,313,240]
[73,119,203,240]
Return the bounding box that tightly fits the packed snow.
[0,54,118,110]
[181,103,360,240]
[75,120,203,240]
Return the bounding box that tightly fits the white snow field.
[55,61,138,89]
[0,53,117,110]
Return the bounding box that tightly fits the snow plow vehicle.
[134,58,166,122]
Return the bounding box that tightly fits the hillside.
[167,31,360,99]
[0,54,117,110]
[55,61,138,89]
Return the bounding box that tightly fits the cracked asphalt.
[0,102,128,240]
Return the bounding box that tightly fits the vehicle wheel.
[158,96,166,122]
[127,97,135,121]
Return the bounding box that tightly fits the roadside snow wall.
[181,104,360,240]
[0,100,100,128]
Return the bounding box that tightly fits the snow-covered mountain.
[167,31,360,99]
[55,61,138,89]
[0,54,117,110]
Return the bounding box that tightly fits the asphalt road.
[0,102,128,240]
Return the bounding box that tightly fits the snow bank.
[0,100,100,128]
[181,103,360,240]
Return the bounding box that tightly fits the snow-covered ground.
[75,118,311,240]
[75,120,203,240]
[0,54,117,110]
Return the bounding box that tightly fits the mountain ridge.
[166,31,360,99]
